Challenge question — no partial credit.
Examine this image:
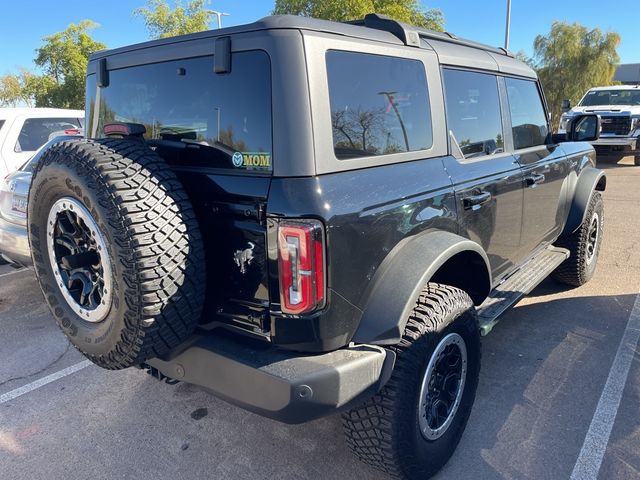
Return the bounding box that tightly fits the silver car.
[0,135,82,266]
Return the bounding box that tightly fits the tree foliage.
[135,0,214,38]
[532,21,620,128]
[0,21,105,109]
[273,0,444,31]
[33,20,106,109]
[0,70,38,107]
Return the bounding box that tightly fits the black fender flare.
[562,167,606,236]
[352,231,491,345]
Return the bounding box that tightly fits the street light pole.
[208,10,230,29]
[504,0,512,50]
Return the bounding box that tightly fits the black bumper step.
[145,332,395,424]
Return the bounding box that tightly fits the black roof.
[90,14,511,61]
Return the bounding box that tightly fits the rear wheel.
[634,155,640,166]
[342,284,481,480]
[552,191,603,286]
[28,139,205,369]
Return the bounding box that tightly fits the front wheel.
[634,155,640,166]
[342,284,481,480]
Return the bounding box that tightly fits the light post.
[504,0,512,50]
[378,91,409,152]
[208,10,230,29]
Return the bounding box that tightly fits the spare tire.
[28,139,205,370]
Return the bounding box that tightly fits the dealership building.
[614,64,640,85]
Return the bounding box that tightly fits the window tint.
[326,50,432,160]
[443,69,504,159]
[505,78,549,150]
[91,51,272,172]
[15,117,82,152]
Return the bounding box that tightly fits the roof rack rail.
[348,13,512,57]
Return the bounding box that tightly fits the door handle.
[463,191,492,210]
[525,174,545,187]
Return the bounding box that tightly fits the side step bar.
[477,246,569,336]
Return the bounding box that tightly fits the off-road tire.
[28,139,205,370]
[634,155,640,166]
[342,284,481,480]
[552,191,603,287]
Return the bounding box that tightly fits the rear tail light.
[277,220,326,315]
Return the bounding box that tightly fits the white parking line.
[0,268,28,279]
[570,293,640,480]
[0,360,92,404]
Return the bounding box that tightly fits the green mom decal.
[232,152,271,170]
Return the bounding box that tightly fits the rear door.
[504,77,570,255]
[441,68,525,281]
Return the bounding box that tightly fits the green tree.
[273,0,444,31]
[30,20,106,109]
[0,70,38,107]
[135,0,215,38]
[532,21,620,128]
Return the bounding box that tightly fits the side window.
[326,50,433,160]
[15,117,82,153]
[0,120,5,134]
[505,78,549,150]
[442,69,504,159]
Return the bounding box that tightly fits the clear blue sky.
[0,0,637,77]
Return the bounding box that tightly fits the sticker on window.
[231,152,271,170]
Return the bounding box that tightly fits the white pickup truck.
[559,85,640,165]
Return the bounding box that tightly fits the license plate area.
[11,195,28,214]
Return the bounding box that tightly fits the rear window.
[326,50,432,160]
[90,51,272,172]
[15,117,82,152]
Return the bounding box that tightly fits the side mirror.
[568,114,600,142]
[561,99,571,112]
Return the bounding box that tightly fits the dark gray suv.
[28,14,605,479]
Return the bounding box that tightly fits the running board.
[477,246,569,336]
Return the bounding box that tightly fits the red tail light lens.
[277,220,326,315]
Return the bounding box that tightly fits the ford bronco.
[28,14,606,479]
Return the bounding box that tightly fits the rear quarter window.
[326,50,433,160]
[89,51,272,173]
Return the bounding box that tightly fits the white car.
[559,86,640,165]
[0,108,84,178]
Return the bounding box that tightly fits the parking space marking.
[0,268,28,279]
[0,360,91,405]
[570,293,640,480]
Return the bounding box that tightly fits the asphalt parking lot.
[1,157,639,480]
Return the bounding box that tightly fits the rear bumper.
[145,332,395,424]
[0,216,31,266]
